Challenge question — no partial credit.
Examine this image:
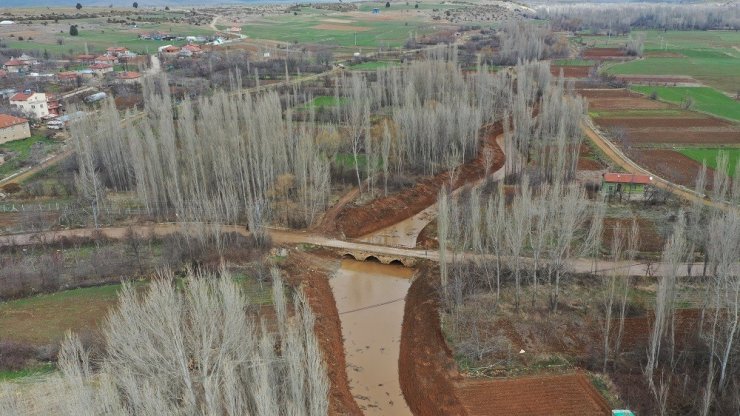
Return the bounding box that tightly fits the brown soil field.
[626,148,716,188]
[399,266,467,416]
[578,89,635,99]
[622,128,740,145]
[283,253,362,416]
[603,218,665,254]
[578,144,608,171]
[594,116,731,129]
[456,373,611,416]
[326,123,505,238]
[313,24,370,32]
[583,48,628,59]
[587,97,671,111]
[551,65,591,78]
[615,75,697,84]
[619,309,701,350]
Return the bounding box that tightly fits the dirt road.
[0,223,721,278]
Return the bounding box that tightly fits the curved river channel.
[330,259,414,415]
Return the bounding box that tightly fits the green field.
[238,6,443,48]
[553,58,595,67]
[299,95,347,110]
[0,135,61,180]
[2,19,212,56]
[679,148,739,177]
[630,86,740,122]
[0,285,124,345]
[349,60,399,71]
[601,30,740,92]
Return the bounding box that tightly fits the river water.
[330,259,414,415]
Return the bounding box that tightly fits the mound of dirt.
[328,123,505,238]
[399,265,467,416]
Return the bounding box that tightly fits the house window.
[31,105,35,109]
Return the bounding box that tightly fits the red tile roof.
[95,55,116,61]
[183,44,202,52]
[0,113,28,129]
[162,46,180,53]
[57,71,78,79]
[10,92,34,101]
[4,58,25,66]
[90,63,113,70]
[603,173,653,185]
[117,71,141,79]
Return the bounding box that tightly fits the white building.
[9,91,49,119]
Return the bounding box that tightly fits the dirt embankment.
[283,252,362,416]
[399,265,467,416]
[328,123,505,238]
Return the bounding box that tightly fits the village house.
[2,58,30,74]
[0,113,31,144]
[601,172,654,200]
[94,55,118,65]
[46,95,62,117]
[9,91,49,119]
[89,63,114,76]
[75,54,97,64]
[159,45,182,57]
[57,71,79,85]
[116,71,142,84]
[179,44,203,57]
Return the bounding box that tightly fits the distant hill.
[1,0,296,7]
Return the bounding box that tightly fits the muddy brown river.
[330,259,414,415]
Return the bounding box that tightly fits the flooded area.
[330,259,415,415]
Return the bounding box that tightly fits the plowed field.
[626,148,716,188]
[594,116,730,129]
[551,65,591,78]
[456,373,611,416]
[583,48,628,59]
[621,128,740,145]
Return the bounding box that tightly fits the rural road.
[0,223,725,278]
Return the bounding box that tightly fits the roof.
[162,45,181,52]
[57,71,78,79]
[89,63,113,70]
[182,44,202,52]
[10,92,35,101]
[603,173,653,185]
[0,113,28,129]
[117,71,141,79]
[4,58,25,67]
[95,55,116,61]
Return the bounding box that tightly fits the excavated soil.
[282,253,362,416]
[456,373,611,416]
[329,123,505,238]
[399,266,467,416]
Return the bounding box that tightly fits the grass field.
[631,86,740,122]
[349,60,399,70]
[238,6,443,48]
[599,30,740,92]
[679,148,739,177]
[0,363,55,381]
[1,19,212,55]
[0,135,61,180]
[299,95,347,110]
[553,58,595,67]
[0,285,124,345]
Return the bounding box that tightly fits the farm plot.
[625,148,715,188]
[631,86,740,122]
[551,65,592,78]
[582,48,628,60]
[579,89,672,111]
[680,148,739,177]
[455,373,611,416]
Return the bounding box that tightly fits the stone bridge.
[337,249,418,267]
